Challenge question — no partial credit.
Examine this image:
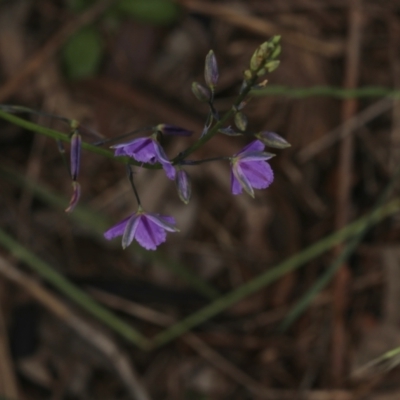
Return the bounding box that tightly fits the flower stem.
[151,198,400,348]
[93,126,154,146]
[127,165,142,207]
[0,109,160,170]
[173,81,255,163]
[0,104,71,124]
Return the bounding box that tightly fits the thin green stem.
[279,161,400,331]
[173,80,256,162]
[93,126,153,146]
[0,104,71,123]
[0,229,152,350]
[253,85,400,99]
[151,199,400,348]
[0,109,159,170]
[127,165,142,207]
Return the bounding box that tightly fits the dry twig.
[0,301,19,399]
[0,0,118,102]
[175,0,344,57]
[0,256,151,400]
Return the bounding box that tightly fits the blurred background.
[0,0,400,399]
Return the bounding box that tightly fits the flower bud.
[249,36,281,74]
[204,50,219,90]
[256,67,267,77]
[234,111,248,132]
[250,42,269,72]
[156,124,192,137]
[219,126,242,136]
[255,131,291,149]
[175,169,191,204]
[65,181,81,213]
[70,130,81,181]
[265,60,280,73]
[270,35,281,45]
[243,69,253,82]
[191,81,211,102]
[270,44,281,60]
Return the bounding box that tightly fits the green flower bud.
[192,81,211,102]
[255,131,291,149]
[234,111,248,132]
[243,69,253,82]
[175,169,191,204]
[219,126,242,136]
[270,44,281,60]
[270,35,281,45]
[265,60,280,73]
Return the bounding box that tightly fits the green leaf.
[62,27,103,80]
[116,0,180,25]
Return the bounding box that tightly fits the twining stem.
[127,165,142,207]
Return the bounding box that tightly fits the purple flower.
[111,137,175,180]
[230,140,275,197]
[104,207,179,250]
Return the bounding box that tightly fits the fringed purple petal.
[104,215,131,240]
[230,140,275,197]
[152,140,169,164]
[134,215,168,250]
[232,162,254,197]
[153,141,176,180]
[112,138,156,163]
[236,140,265,156]
[240,160,274,189]
[162,163,176,180]
[230,169,243,195]
[122,214,141,249]
[146,214,178,232]
[103,211,178,250]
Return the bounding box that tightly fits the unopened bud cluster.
[244,36,281,83]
